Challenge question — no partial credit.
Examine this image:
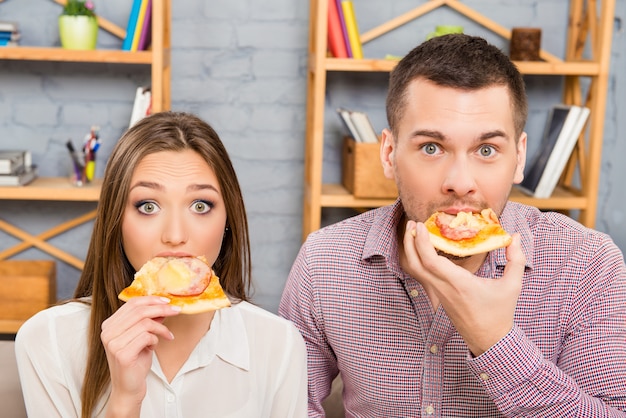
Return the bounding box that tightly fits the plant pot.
[58,15,98,50]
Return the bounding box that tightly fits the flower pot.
[58,15,98,50]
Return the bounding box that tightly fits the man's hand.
[403,221,526,356]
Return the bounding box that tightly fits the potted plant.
[58,0,98,50]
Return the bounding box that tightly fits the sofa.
[0,340,27,418]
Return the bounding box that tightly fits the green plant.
[62,0,96,17]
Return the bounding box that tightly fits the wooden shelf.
[302,0,616,240]
[322,57,601,76]
[0,46,154,64]
[0,177,101,201]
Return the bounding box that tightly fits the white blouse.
[15,300,307,418]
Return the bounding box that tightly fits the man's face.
[381,79,527,224]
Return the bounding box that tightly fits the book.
[518,105,589,198]
[0,21,18,33]
[0,150,30,174]
[341,0,363,59]
[327,0,348,58]
[122,0,143,51]
[336,0,352,58]
[137,0,153,51]
[336,108,379,143]
[337,107,362,142]
[129,86,152,128]
[131,0,150,52]
[0,165,37,186]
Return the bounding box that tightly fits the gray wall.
[0,0,624,313]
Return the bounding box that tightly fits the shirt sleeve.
[467,237,626,417]
[279,241,339,417]
[14,309,79,418]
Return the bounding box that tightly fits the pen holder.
[69,160,95,186]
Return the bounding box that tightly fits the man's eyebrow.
[410,129,508,141]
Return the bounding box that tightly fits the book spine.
[335,0,352,58]
[341,0,363,59]
[137,0,153,51]
[131,0,150,52]
[327,0,348,58]
[122,0,143,51]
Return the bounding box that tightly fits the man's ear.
[381,128,395,180]
[513,132,527,184]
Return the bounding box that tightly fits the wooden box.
[341,137,398,199]
[0,260,56,334]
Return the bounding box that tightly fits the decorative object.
[509,27,542,61]
[58,0,98,50]
[426,25,464,40]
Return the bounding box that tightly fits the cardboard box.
[0,260,56,334]
[342,137,398,199]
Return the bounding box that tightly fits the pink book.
[137,0,152,51]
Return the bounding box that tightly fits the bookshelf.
[302,0,615,240]
[0,0,171,270]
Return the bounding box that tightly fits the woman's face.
[122,149,227,271]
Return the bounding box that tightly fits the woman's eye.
[192,200,213,214]
[136,201,160,214]
[422,143,439,155]
[479,145,495,157]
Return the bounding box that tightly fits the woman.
[15,111,307,417]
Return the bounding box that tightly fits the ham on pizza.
[421,208,512,257]
[118,255,231,314]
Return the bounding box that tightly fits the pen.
[66,140,84,185]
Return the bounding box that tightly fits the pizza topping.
[119,255,232,314]
[435,209,501,241]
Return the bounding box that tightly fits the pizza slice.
[118,255,231,314]
[422,208,512,257]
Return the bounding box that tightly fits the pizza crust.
[118,256,231,314]
[423,210,512,257]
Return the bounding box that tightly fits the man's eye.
[423,143,439,155]
[136,201,159,214]
[479,145,495,157]
[192,200,213,214]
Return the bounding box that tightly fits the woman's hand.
[403,221,526,356]
[101,296,181,416]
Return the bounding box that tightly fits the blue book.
[122,0,143,51]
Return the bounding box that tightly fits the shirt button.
[410,289,419,297]
[429,344,438,354]
[480,372,489,381]
[425,405,435,415]
[167,394,175,402]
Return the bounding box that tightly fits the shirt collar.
[189,303,251,372]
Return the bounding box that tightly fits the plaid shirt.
[279,200,626,417]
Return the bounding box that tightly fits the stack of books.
[0,151,37,186]
[122,0,153,51]
[0,21,20,47]
[327,0,363,59]
[336,107,379,143]
[518,104,590,198]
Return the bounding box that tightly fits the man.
[279,34,626,417]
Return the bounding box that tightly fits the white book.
[336,107,363,142]
[0,150,30,175]
[0,165,37,186]
[518,105,587,198]
[0,21,18,33]
[129,86,152,128]
[349,110,379,144]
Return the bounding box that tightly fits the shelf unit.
[0,0,171,270]
[302,0,615,240]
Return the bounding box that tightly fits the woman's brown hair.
[72,111,251,417]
